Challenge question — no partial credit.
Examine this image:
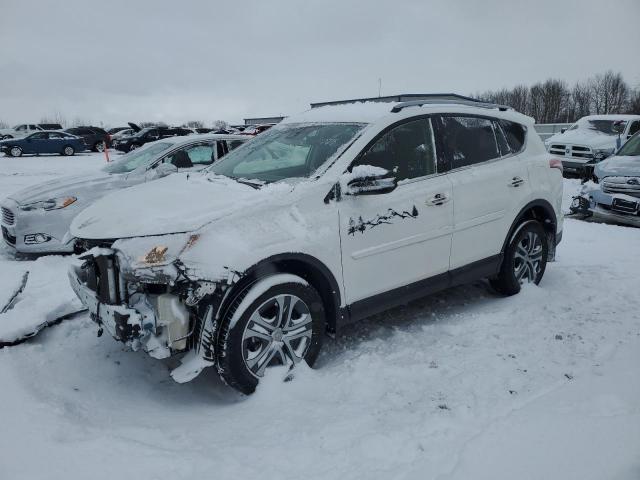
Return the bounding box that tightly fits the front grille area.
[2,226,16,245]
[1,207,15,225]
[549,143,593,160]
[83,254,125,305]
[602,178,640,199]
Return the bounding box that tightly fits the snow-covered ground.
[0,155,638,480]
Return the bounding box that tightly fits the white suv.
[68,98,564,394]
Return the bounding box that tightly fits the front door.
[338,117,454,305]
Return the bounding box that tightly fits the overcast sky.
[1,0,639,127]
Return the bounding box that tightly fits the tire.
[9,146,22,157]
[490,220,548,296]
[62,145,75,156]
[129,143,140,152]
[94,141,106,152]
[216,275,325,394]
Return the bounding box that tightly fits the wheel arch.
[217,253,342,333]
[502,199,557,257]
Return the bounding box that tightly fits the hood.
[546,129,618,149]
[128,122,141,132]
[594,155,640,179]
[70,173,290,239]
[7,172,119,205]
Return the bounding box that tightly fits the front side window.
[439,116,500,168]
[616,133,640,157]
[211,123,365,183]
[351,118,437,181]
[15,125,26,131]
[102,142,173,174]
[29,132,48,139]
[164,144,215,168]
[628,121,640,138]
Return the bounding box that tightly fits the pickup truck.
[545,114,640,178]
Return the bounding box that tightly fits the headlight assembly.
[593,148,614,161]
[19,196,77,211]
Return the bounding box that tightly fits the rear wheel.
[9,146,22,157]
[216,275,325,394]
[62,145,75,156]
[490,220,548,295]
[94,141,106,152]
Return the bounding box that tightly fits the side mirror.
[560,128,567,134]
[612,121,625,134]
[341,165,397,196]
[154,162,178,178]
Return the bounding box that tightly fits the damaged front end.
[569,179,640,227]
[68,237,234,382]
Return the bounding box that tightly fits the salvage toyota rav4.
[68,98,563,394]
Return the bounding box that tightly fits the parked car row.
[0,123,63,140]
[544,114,640,178]
[1,134,248,253]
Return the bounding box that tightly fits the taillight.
[549,158,563,173]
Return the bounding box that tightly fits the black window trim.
[436,113,528,174]
[346,114,446,186]
[152,140,216,169]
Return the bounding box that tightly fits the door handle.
[509,176,525,187]
[426,193,450,206]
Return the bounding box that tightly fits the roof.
[155,133,248,145]
[580,114,640,121]
[281,100,533,126]
[310,93,479,108]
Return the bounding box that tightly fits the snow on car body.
[68,98,563,393]
[572,131,640,227]
[545,114,640,177]
[0,134,247,253]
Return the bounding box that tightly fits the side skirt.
[340,254,502,327]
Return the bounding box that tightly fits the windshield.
[616,133,640,157]
[209,123,365,182]
[102,142,172,174]
[569,119,627,135]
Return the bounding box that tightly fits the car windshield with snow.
[67,98,564,394]
[0,134,248,254]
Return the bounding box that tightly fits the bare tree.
[626,87,640,114]
[589,71,629,114]
[212,120,229,130]
[184,120,205,128]
[40,111,68,128]
[0,120,9,129]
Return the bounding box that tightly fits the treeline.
[475,70,640,124]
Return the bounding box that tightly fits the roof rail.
[391,98,513,113]
[310,93,483,109]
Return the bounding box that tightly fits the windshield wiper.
[234,178,265,189]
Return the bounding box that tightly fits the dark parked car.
[0,131,85,157]
[112,126,193,152]
[64,126,111,152]
[107,127,131,135]
[38,123,63,131]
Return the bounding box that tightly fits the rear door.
[437,115,531,270]
[27,132,50,154]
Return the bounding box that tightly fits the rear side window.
[439,116,500,168]
[353,118,437,181]
[227,140,245,151]
[499,120,526,154]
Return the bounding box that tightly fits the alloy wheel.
[241,294,313,377]
[10,147,22,157]
[513,231,543,283]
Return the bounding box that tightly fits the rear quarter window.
[499,120,526,153]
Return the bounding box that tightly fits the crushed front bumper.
[571,188,640,227]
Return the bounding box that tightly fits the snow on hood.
[594,154,640,178]
[545,128,618,149]
[70,172,292,239]
[7,172,119,205]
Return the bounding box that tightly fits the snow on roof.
[281,101,534,126]
[579,114,640,121]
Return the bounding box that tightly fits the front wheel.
[9,146,22,157]
[62,145,75,156]
[216,275,325,394]
[94,141,106,152]
[490,220,548,296]
[128,143,140,152]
